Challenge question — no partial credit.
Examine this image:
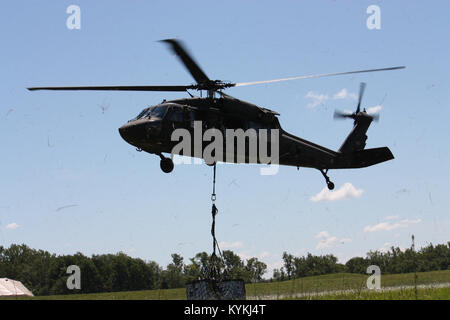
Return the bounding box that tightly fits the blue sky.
[1,1,449,276]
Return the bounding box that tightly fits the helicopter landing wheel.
[319,169,335,190]
[160,157,174,173]
[327,181,335,190]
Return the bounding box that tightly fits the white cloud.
[310,183,363,202]
[267,260,284,270]
[5,222,19,230]
[305,91,329,108]
[263,259,284,279]
[379,242,392,253]
[333,88,357,100]
[315,231,330,239]
[219,241,243,249]
[316,236,337,249]
[315,231,346,249]
[305,88,358,108]
[366,105,382,114]
[364,218,422,233]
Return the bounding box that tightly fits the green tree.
[345,257,367,274]
[162,253,186,289]
[282,252,295,280]
[222,250,245,280]
[245,258,267,282]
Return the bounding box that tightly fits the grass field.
[246,269,450,299]
[294,287,450,300]
[3,270,449,300]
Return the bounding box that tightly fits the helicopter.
[28,39,404,190]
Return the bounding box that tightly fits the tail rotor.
[333,82,381,124]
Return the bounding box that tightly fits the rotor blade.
[334,110,353,120]
[371,113,380,122]
[356,82,366,113]
[27,85,196,92]
[160,39,210,84]
[234,66,405,87]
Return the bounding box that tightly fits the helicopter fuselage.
[118,96,393,172]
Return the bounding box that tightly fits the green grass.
[1,287,186,300]
[3,270,449,300]
[246,269,450,299]
[293,287,450,300]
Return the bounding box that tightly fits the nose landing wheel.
[159,154,174,173]
[319,169,335,190]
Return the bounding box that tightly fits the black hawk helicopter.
[28,39,404,190]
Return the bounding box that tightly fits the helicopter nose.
[118,122,144,144]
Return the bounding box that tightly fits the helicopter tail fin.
[338,114,373,153]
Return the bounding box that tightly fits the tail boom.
[330,147,394,169]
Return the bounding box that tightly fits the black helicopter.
[28,39,404,190]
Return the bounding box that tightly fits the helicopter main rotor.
[28,39,405,97]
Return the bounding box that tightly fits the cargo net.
[186,279,246,300]
[185,164,246,300]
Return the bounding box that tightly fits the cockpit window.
[166,106,184,122]
[132,105,169,121]
[134,107,153,120]
[151,105,167,119]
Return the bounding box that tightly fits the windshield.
[151,105,167,119]
[132,105,168,121]
[135,107,153,120]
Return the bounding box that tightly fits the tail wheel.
[319,169,335,190]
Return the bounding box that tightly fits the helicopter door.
[166,106,185,129]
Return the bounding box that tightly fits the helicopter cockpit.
[133,104,168,121]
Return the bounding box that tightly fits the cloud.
[315,231,330,239]
[364,218,422,233]
[366,105,382,114]
[379,242,392,253]
[315,231,347,249]
[5,222,19,230]
[305,91,329,108]
[305,88,358,108]
[219,241,243,249]
[262,259,284,279]
[310,183,363,202]
[316,236,337,249]
[333,88,357,100]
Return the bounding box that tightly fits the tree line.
[0,242,448,296]
[273,242,449,281]
[0,244,266,296]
